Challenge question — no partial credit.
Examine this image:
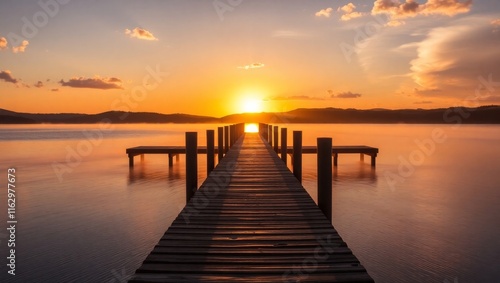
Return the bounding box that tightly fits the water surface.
[0,124,499,282]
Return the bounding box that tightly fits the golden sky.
[1,0,499,117]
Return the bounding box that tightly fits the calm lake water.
[0,124,499,282]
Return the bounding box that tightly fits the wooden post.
[230,125,235,147]
[224,126,229,153]
[239,123,244,138]
[168,154,173,167]
[333,153,338,167]
[218,127,224,161]
[128,155,134,167]
[268,125,273,146]
[140,154,144,161]
[186,132,198,203]
[360,154,365,162]
[293,131,302,182]
[281,128,287,164]
[273,126,279,153]
[207,129,215,175]
[317,137,332,222]
[263,123,268,140]
[371,154,377,167]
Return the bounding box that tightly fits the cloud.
[12,40,29,53]
[34,81,44,88]
[409,17,500,98]
[125,27,158,41]
[268,95,325,101]
[467,94,500,103]
[59,76,123,90]
[329,90,362,98]
[413,100,433,104]
[51,88,59,92]
[315,7,333,18]
[0,37,7,50]
[338,3,364,21]
[421,0,472,16]
[237,63,265,70]
[386,19,405,26]
[372,0,472,26]
[0,70,18,84]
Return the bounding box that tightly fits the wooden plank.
[131,272,374,283]
[126,146,220,156]
[276,145,379,154]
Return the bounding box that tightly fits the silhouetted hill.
[1,106,499,124]
[219,106,500,124]
[0,108,88,123]
[0,115,36,124]
[283,106,500,123]
[61,111,217,123]
[0,109,216,124]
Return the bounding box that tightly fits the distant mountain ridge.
[1,106,499,124]
[0,109,217,124]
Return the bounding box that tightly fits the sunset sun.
[241,98,263,113]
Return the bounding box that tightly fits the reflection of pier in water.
[128,157,183,184]
[333,165,378,183]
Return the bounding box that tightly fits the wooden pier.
[126,146,220,167]
[130,125,373,282]
[126,124,378,168]
[279,146,378,167]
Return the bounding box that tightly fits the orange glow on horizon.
[244,123,259,133]
[243,98,263,113]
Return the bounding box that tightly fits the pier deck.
[130,133,373,282]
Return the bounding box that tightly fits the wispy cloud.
[237,63,265,70]
[329,90,362,98]
[51,88,59,92]
[338,3,363,21]
[0,37,7,50]
[414,100,433,104]
[59,76,123,90]
[410,17,500,98]
[372,0,472,26]
[34,81,44,88]
[0,70,18,84]
[315,7,333,18]
[12,40,29,53]
[125,27,158,41]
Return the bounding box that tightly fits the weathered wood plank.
[131,272,374,283]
